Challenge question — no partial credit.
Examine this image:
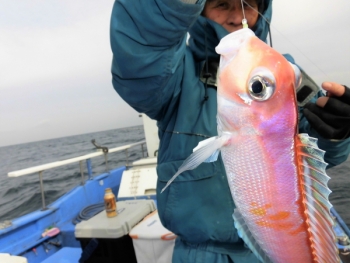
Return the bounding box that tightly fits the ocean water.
[0,126,146,222]
[0,125,349,228]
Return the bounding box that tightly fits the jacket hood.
[188,0,272,61]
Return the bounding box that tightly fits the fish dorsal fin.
[296,133,340,263]
[161,135,230,193]
[233,209,273,263]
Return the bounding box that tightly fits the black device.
[296,68,321,107]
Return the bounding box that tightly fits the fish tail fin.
[233,209,273,263]
[161,135,230,193]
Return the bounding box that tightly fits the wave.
[0,126,145,221]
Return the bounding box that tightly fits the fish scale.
[215,29,339,262]
[222,132,314,262]
[162,28,341,263]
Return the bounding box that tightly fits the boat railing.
[7,140,147,211]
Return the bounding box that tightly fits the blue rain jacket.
[110,0,350,261]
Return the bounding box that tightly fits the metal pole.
[331,207,350,238]
[79,161,85,185]
[125,149,129,166]
[104,153,110,174]
[141,143,145,158]
[38,171,47,210]
[86,159,93,180]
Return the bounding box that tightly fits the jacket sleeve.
[110,0,204,120]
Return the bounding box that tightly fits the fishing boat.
[0,115,349,263]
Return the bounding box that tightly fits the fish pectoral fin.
[233,209,273,263]
[193,136,224,162]
[160,135,230,193]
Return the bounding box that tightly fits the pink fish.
[162,28,340,263]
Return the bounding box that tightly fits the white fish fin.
[161,135,230,193]
[297,133,340,263]
[193,136,221,162]
[233,209,273,263]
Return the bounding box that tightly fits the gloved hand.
[303,82,350,140]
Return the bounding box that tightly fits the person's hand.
[303,82,350,140]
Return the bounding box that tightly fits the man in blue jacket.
[110,0,350,262]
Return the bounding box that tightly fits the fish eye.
[251,80,263,94]
[248,67,276,101]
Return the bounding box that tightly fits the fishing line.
[240,0,248,28]
[242,0,330,81]
[242,0,272,46]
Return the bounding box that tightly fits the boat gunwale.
[7,140,146,177]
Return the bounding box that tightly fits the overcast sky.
[0,0,349,147]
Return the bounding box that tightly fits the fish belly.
[222,135,314,263]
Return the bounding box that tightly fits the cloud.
[0,0,142,147]
[1,0,349,147]
[0,2,113,88]
[271,0,350,86]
